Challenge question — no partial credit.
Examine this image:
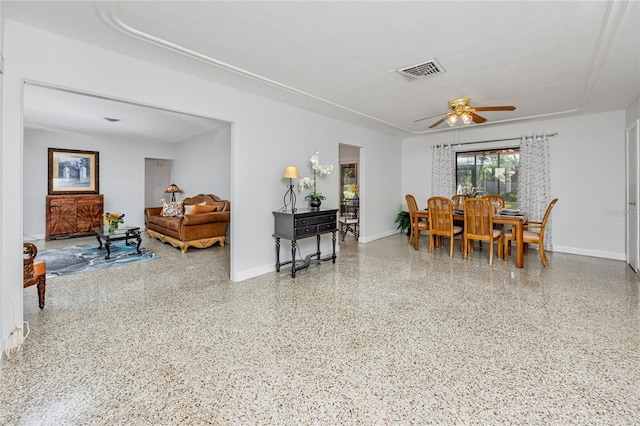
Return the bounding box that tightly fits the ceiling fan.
[415,97,516,128]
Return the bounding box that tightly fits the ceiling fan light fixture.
[460,112,473,125]
[445,113,458,126]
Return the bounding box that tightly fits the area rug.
[38,243,158,278]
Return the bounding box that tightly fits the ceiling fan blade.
[470,112,487,124]
[429,116,449,128]
[414,112,447,123]
[473,105,516,112]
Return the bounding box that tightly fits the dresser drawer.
[295,225,318,237]
[295,213,336,227]
[318,222,337,232]
[49,198,77,207]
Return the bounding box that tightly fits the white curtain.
[517,134,552,249]
[431,145,456,197]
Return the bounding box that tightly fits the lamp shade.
[282,166,299,179]
[446,113,458,126]
[165,183,182,193]
[460,112,473,125]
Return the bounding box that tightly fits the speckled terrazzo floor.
[1,233,639,425]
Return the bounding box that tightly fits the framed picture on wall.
[48,148,99,194]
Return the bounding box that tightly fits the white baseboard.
[359,229,400,243]
[233,242,341,282]
[552,245,626,261]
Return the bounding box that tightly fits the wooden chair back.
[463,198,502,265]
[485,194,505,213]
[428,196,463,257]
[531,198,559,243]
[464,198,494,240]
[428,196,455,235]
[504,198,558,267]
[451,194,466,211]
[23,243,47,309]
[405,194,428,250]
[405,194,418,215]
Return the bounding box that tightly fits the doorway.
[145,159,172,207]
[22,82,233,271]
[339,144,362,241]
[626,119,639,272]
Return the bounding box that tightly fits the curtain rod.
[433,132,558,149]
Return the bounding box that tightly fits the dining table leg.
[515,221,524,268]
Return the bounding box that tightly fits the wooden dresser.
[46,194,104,241]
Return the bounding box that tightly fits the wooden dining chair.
[23,243,46,309]
[405,194,428,251]
[338,198,359,241]
[485,194,505,214]
[451,194,466,211]
[463,198,503,265]
[428,196,463,257]
[504,198,558,267]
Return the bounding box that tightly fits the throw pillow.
[162,202,183,217]
[191,204,218,214]
[184,201,207,214]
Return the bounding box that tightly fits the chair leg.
[489,239,494,265]
[449,235,455,258]
[503,237,511,261]
[414,231,420,251]
[539,243,549,267]
[463,236,468,260]
[37,276,46,309]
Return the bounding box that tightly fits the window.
[456,148,519,208]
[340,163,358,200]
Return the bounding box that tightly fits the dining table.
[452,209,528,268]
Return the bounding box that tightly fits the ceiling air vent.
[398,59,444,80]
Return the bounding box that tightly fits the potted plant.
[395,210,411,235]
[299,151,333,208]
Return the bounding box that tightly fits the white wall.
[145,158,172,208]
[339,144,359,165]
[402,110,628,260]
[627,96,640,126]
[172,123,231,202]
[23,129,175,238]
[1,21,402,349]
[0,2,4,353]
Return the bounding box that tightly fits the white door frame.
[626,119,639,272]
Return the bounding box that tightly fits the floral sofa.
[144,194,230,253]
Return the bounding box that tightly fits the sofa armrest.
[145,207,162,218]
[182,211,230,226]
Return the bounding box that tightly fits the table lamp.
[165,183,182,202]
[281,166,299,213]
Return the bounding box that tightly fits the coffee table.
[93,226,142,259]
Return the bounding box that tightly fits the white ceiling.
[6,1,640,140]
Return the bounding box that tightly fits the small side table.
[273,208,338,278]
[93,226,142,259]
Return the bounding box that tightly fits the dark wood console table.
[273,208,338,278]
[93,226,142,259]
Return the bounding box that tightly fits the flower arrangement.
[462,183,483,198]
[104,212,125,226]
[298,151,334,201]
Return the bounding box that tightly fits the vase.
[309,198,322,209]
[108,223,118,233]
